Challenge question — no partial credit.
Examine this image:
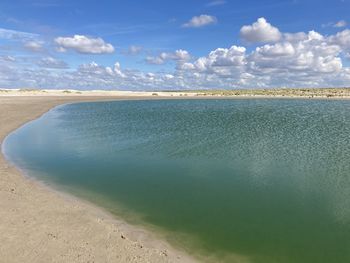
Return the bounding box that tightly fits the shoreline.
[0,96,198,263]
[2,88,350,100]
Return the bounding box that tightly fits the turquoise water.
[3,99,350,262]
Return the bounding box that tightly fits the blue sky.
[1,0,350,90]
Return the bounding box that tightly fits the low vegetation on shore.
[191,88,350,98]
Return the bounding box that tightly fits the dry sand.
[0,96,197,263]
[2,87,350,99]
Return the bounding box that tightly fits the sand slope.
[0,96,196,263]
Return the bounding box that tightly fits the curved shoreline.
[0,96,197,263]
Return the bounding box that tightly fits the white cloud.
[24,40,44,52]
[248,34,342,75]
[3,19,350,90]
[112,62,125,77]
[179,62,196,70]
[329,29,350,48]
[146,49,191,65]
[164,74,174,79]
[54,35,114,54]
[176,28,350,88]
[173,49,191,60]
[284,32,308,42]
[254,42,295,57]
[79,61,125,79]
[322,20,347,29]
[179,46,246,76]
[329,29,350,59]
[334,20,347,28]
[182,15,217,28]
[240,17,281,43]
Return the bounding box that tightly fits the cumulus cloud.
[78,61,125,78]
[54,35,114,54]
[2,18,350,90]
[104,62,125,77]
[328,29,350,58]
[329,29,350,48]
[0,58,191,90]
[176,27,350,88]
[248,35,342,75]
[146,49,191,65]
[240,17,281,43]
[182,15,217,28]
[178,46,246,77]
[254,42,295,57]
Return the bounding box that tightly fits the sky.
[1,0,350,90]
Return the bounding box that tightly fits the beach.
[0,95,197,263]
[2,88,350,99]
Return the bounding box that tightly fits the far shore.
[0,95,198,263]
[1,87,350,99]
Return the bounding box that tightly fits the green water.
[3,99,350,262]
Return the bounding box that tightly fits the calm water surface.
[4,99,350,262]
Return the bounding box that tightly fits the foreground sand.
[0,96,197,263]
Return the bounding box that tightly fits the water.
[3,99,350,263]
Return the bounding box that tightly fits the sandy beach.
[0,95,197,263]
